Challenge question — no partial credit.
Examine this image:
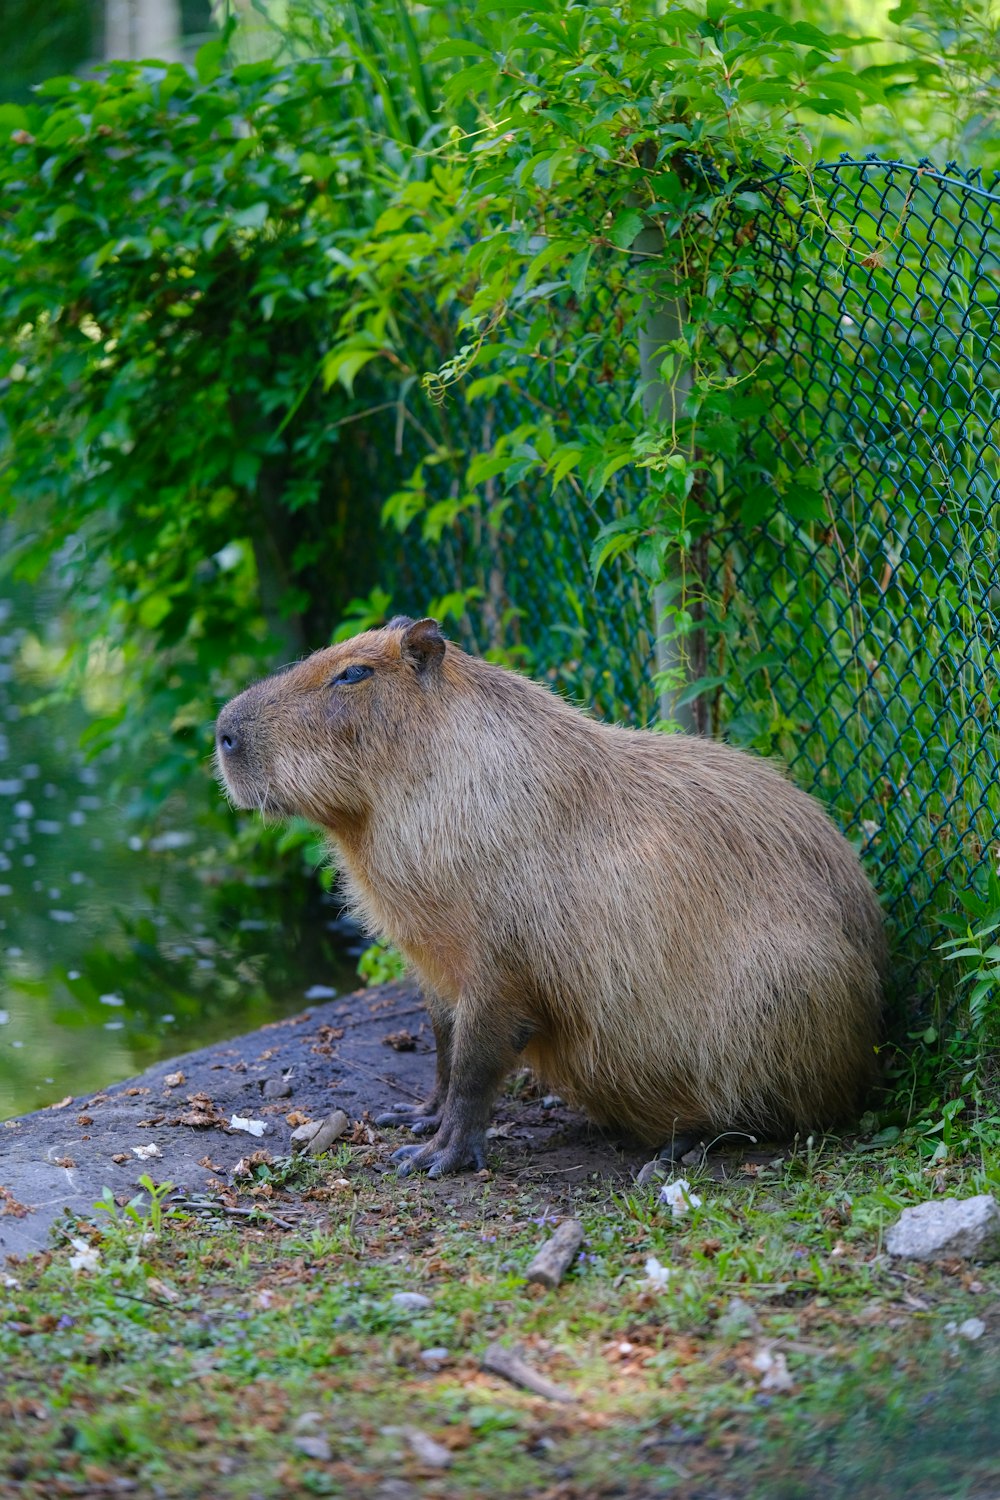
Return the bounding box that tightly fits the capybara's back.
[216,617,886,1172]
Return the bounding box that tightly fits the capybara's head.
[215,616,447,828]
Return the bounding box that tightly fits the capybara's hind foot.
[375,1101,443,1135]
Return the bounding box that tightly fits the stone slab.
[0,981,635,1256]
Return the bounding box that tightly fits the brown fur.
[216,618,885,1156]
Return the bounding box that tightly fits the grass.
[2,1127,999,1500]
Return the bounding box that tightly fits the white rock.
[885,1194,1000,1262]
[945,1317,986,1341]
[401,1428,452,1469]
[293,1435,332,1462]
[291,1411,325,1434]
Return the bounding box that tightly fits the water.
[0,578,361,1120]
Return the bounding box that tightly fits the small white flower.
[752,1346,794,1392]
[658,1178,702,1218]
[68,1237,101,1273]
[641,1255,672,1289]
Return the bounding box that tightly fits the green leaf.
[783,484,828,523]
[673,674,728,708]
[549,448,582,486]
[195,38,226,83]
[427,39,492,60]
[589,516,642,580]
[608,208,644,251]
[567,246,593,298]
[231,202,269,232]
[0,103,29,136]
[231,451,260,488]
[322,346,381,394]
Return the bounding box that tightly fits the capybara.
[215,616,885,1177]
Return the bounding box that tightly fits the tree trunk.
[633,223,703,733]
[104,0,182,61]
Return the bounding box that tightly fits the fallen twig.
[481,1341,576,1403]
[525,1218,584,1289]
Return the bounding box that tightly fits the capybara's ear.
[401,617,445,672]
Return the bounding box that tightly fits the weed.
[91,1174,179,1255]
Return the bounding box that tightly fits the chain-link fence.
[389,155,1000,976]
[707,157,1000,969]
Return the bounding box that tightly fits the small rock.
[391,1291,432,1312]
[305,1109,350,1155]
[164,1071,185,1089]
[400,1428,452,1469]
[885,1194,1000,1262]
[293,1435,331,1462]
[635,1157,666,1189]
[419,1347,449,1367]
[291,1411,325,1434]
[262,1077,293,1099]
[946,1317,986,1341]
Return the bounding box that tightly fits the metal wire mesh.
[389,265,655,722]
[706,157,1000,964]
[388,155,1000,971]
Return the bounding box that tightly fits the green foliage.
[939,867,1000,1046]
[356,939,409,986]
[93,1174,181,1253]
[0,0,95,107]
[0,41,438,819]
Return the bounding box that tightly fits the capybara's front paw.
[391,1127,487,1178]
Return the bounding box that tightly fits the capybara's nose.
[215,708,239,756]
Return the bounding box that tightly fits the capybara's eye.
[330,663,374,686]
